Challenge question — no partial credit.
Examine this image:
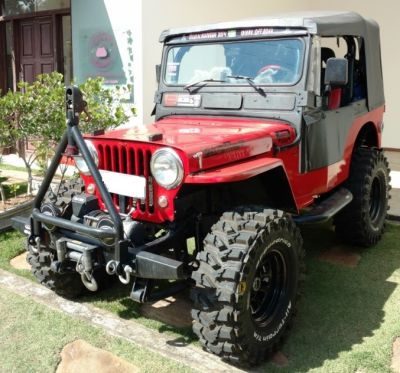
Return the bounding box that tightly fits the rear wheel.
[334,148,390,246]
[191,209,304,366]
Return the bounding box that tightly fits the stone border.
[0,200,33,233]
[0,269,247,373]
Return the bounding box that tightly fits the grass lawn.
[0,223,399,372]
[0,179,28,199]
[0,286,192,373]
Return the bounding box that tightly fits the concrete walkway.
[0,269,246,373]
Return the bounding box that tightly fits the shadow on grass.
[77,222,400,371]
[260,222,400,372]
[79,278,197,345]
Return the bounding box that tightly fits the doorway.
[0,0,71,92]
[19,16,56,82]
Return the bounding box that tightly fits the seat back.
[328,88,342,110]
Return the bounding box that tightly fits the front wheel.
[27,246,85,299]
[191,209,304,366]
[334,148,390,246]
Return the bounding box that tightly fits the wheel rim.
[369,175,384,225]
[250,249,287,328]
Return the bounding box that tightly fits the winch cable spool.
[84,210,116,247]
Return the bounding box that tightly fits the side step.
[293,188,353,224]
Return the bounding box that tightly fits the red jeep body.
[79,11,384,227]
[82,106,383,222]
[18,11,388,366]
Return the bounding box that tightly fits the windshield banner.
[168,28,306,43]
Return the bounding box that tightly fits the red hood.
[90,116,295,171]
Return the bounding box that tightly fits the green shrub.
[0,72,130,192]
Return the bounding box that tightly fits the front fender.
[185,156,298,213]
[185,157,283,183]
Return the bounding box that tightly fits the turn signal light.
[158,195,169,208]
[272,129,295,146]
[86,183,96,195]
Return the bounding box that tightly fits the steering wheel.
[254,64,293,84]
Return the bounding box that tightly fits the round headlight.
[74,140,99,175]
[150,148,184,189]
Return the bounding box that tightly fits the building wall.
[71,0,143,125]
[141,0,399,149]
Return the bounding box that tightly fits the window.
[320,36,366,105]
[165,39,304,86]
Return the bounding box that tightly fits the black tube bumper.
[135,251,188,280]
[32,208,116,239]
[12,215,189,280]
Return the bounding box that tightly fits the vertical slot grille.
[97,142,152,215]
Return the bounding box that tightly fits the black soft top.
[160,11,384,109]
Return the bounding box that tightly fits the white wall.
[71,0,143,125]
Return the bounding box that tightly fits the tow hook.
[119,265,133,285]
[105,260,119,275]
[80,271,98,292]
[105,260,133,285]
[75,259,98,292]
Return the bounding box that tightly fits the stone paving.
[9,252,30,271]
[392,337,400,373]
[57,340,139,373]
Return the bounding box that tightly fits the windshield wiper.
[184,79,226,94]
[227,75,266,97]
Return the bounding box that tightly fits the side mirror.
[156,64,161,83]
[324,58,348,86]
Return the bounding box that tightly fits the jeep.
[13,11,390,366]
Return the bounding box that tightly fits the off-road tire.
[334,148,390,246]
[27,178,88,298]
[191,209,304,366]
[27,248,85,298]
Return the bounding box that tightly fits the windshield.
[164,39,304,86]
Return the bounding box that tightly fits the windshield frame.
[162,36,306,88]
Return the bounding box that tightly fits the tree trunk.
[26,166,33,195]
[0,182,5,208]
[20,153,34,196]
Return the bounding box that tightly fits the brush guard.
[20,86,190,299]
[29,87,127,265]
